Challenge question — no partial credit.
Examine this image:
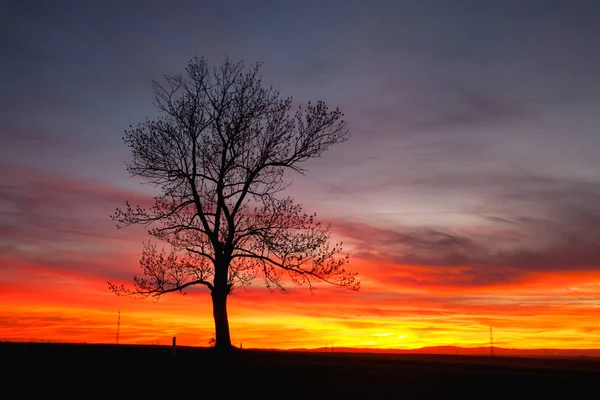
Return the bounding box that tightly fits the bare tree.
[109,57,359,352]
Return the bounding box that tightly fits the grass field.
[2,342,599,398]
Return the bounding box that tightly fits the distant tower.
[116,310,121,345]
[489,326,494,357]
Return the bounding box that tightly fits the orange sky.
[2,248,599,349]
[1,163,600,349]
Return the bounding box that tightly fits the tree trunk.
[211,287,232,353]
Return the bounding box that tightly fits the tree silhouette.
[108,57,359,352]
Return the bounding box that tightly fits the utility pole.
[115,310,121,345]
[489,326,494,357]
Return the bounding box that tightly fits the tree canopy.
[109,57,359,351]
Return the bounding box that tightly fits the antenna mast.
[489,326,494,357]
[116,310,121,345]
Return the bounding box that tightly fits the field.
[2,342,599,398]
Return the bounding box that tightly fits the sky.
[1,0,599,350]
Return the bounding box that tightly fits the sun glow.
[2,260,600,350]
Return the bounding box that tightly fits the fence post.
[172,336,176,358]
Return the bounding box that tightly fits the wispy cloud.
[331,172,600,288]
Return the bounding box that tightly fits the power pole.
[489,326,494,357]
[115,310,121,345]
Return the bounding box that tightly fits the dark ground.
[2,342,599,398]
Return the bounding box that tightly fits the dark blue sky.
[1,0,600,290]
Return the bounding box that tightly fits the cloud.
[394,88,533,133]
[0,162,151,223]
[331,172,600,288]
[0,162,155,282]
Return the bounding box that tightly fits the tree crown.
[110,57,359,297]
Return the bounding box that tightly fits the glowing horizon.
[2,221,599,350]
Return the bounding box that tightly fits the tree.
[108,57,359,352]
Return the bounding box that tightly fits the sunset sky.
[1,0,600,350]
